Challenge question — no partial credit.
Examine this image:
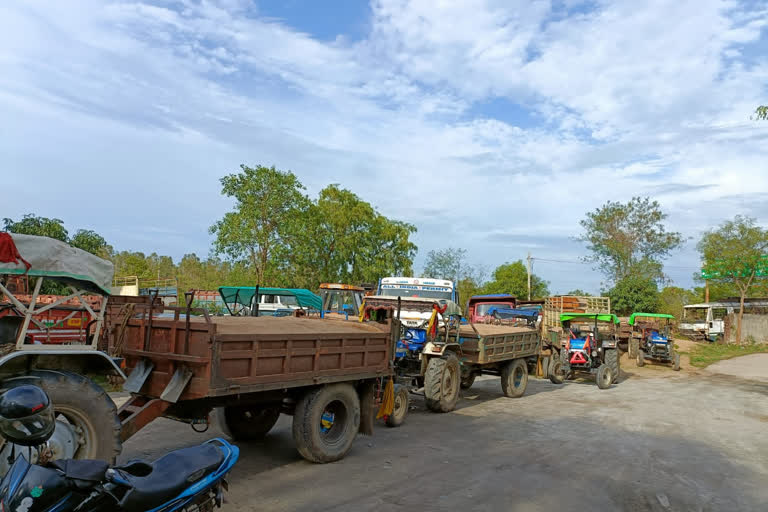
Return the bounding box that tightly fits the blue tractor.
[628,313,680,371]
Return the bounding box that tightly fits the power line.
[532,257,699,271]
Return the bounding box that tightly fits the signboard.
[701,255,768,279]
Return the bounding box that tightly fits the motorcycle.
[0,385,239,511]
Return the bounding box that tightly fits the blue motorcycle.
[0,385,239,511]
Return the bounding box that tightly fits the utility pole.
[526,252,532,301]
[705,279,710,303]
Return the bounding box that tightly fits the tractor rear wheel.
[596,364,613,389]
[425,353,461,413]
[605,348,619,384]
[501,359,529,398]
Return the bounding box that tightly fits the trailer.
[364,294,546,418]
[116,306,398,463]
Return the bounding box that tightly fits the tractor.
[628,313,680,371]
[553,313,620,389]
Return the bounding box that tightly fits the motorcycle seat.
[116,443,224,512]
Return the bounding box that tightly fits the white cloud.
[1,0,767,293]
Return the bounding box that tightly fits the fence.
[724,313,768,344]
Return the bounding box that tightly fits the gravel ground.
[117,356,768,511]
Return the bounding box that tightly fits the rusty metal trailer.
[452,323,542,397]
[116,304,398,463]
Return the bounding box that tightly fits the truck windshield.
[684,308,707,322]
[379,287,453,301]
[475,303,513,315]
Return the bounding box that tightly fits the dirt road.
[705,353,768,382]
[120,365,768,511]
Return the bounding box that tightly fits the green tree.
[70,229,110,258]
[482,261,549,299]
[293,184,416,288]
[697,216,768,343]
[566,289,592,296]
[422,248,467,281]
[755,106,767,120]
[607,275,659,316]
[3,214,68,241]
[658,286,699,319]
[579,197,683,283]
[210,165,311,286]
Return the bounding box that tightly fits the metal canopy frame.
[0,277,106,351]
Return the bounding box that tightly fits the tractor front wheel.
[548,356,565,385]
[673,352,681,371]
[596,364,613,389]
[385,384,409,428]
[636,351,645,367]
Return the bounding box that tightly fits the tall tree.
[607,275,659,316]
[210,165,310,286]
[3,214,68,241]
[483,261,549,299]
[579,196,683,283]
[422,248,467,281]
[755,106,767,120]
[697,216,768,343]
[293,184,416,287]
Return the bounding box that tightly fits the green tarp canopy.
[560,313,619,324]
[218,286,322,311]
[628,312,675,325]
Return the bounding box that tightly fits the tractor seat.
[115,443,224,512]
[0,316,24,345]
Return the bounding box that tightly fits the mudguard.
[0,349,126,380]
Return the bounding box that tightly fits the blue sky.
[2,0,768,294]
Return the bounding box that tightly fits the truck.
[116,289,399,464]
[361,290,545,419]
[465,294,517,324]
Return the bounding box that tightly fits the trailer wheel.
[548,357,565,385]
[501,359,529,398]
[15,370,122,463]
[673,352,681,371]
[605,348,620,384]
[220,404,281,440]
[424,353,460,413]
[385,384,409,428]
[596,364,613,389]
[292,384,360,463]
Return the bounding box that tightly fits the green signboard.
[701,255,768,279]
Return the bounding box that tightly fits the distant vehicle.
[218,286,322,317]
[319,283,365,319]
[465,294,517,323]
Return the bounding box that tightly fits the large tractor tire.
[385,384,409,428]
[15,370,122,463]
[424,352,461,413]
[605,348,620,384]
[501,359,529,398]
[548,356,565,385]
[596,364,613,390]
[629,338,639,359]
[220,404,281,440]
[292,383,360,463]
